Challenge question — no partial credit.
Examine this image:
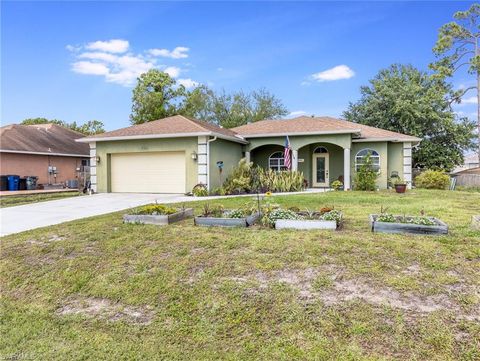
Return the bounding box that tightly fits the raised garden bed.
[369,214,448,235]
[123,204,193,226]
[269,208,343,230]
[472,215,480,230]
[194,212,261,227]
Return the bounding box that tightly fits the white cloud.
[164,66,181,78]
[68,40,198,87]
[72,61,110,75]
[85,39,129,53]
[288,110,307,117]
[311,65,355,82]
[177,78,198,89]
[66,44,81,52]
[460,96,477,105]
[79,52,118,62]
[148,46,189,59]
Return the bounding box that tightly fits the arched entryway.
[296,142,346,188]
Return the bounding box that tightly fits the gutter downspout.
[206,136,218,191]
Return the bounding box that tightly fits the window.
[269,151,286,171]
[355,149,380,172]
[313,146,328,154]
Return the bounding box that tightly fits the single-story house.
[0,123,90,185]
[78,115,420,193]
[451,153,479,174]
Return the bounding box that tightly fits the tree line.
[129,70,288,128]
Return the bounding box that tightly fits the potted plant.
[393,178,408,193]
[331,180,343,191]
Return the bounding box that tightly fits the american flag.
[284,136,291,170]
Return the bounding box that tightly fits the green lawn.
[0,191,81,208]
[1,190,479,360]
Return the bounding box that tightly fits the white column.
[89,142,97,192]
[403,142,412,189]
[292,149,298,171]
[343,148,351,190]
[245,151,251,163]
[197,136,208,188]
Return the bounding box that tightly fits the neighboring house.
[0,123,90,185]
[451,166,480,188]
[452,153,479,174]
[78,115,420,193]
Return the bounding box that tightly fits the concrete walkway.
[0,189,327,237]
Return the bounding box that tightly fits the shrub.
[210,187,226,196]
[223,159,305,194]
[192,184,209,197]
[415,170,450,189]
[353,153,379,191]
[131,204,177,215]
[257,169,304,193]
[223,158,253,194]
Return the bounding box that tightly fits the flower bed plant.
[124,204,194,226]
[264,206,343,230]
[370,208,448,235]
[194,203,260,227]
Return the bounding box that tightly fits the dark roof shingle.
[0,123,90,156]
[232,116,420,141]
[82,115,244,142]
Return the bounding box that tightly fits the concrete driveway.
[0,193,196,237]
[0,189,327,237]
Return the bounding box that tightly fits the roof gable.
[79,115,246,143]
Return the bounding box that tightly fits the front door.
[312,154,329,187]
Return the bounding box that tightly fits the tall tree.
[74,120,105,135]
[131,69,288,127]
[130,69,187,124]
[184,87,288,128]
[343,64,476,171]
[430,3,480,160]
[20,118,105,135]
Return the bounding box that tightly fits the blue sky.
[2,1,477,131]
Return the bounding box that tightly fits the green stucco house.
[78,115,420,193]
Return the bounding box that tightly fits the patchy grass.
[1,190,479,360]
[0,191,81,208]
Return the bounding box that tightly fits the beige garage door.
[110,152,186,193]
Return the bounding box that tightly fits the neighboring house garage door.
[110,152,186,193]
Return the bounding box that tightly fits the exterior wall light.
[96,156,101,163]
[191,151,198,161]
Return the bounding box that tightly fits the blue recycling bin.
[7,175,20,191]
